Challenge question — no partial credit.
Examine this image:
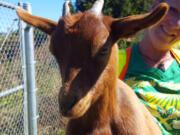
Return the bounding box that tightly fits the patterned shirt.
[123,44,180,135]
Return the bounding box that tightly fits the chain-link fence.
[34,29,66,135]
[0,1,66,135]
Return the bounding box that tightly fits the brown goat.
[16,1,169,134]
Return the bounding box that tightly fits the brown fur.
[16,3,169,135]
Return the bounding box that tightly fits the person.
[118,0,180,134]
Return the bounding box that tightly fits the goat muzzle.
[58,86,95,119]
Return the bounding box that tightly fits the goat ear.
[16,8,58,35]
[111,3,169,41]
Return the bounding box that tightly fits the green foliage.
[118,31,145,49]
[59,130,65,135]
[74,0,154,48]
[75,0,94,12]
[69,2,76,14]
[75,0,154,17]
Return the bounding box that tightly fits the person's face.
[148,0,180,50]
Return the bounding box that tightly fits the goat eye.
[99,48,109,56]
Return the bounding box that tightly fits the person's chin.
[153,28,170,43]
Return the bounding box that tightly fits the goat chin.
[59,89,95,119]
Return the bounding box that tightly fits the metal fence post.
[18,2,28,135]
[19,2,38,135]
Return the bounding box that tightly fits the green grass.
[49,129,65,135]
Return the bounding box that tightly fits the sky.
[11,0,75,22]
[0,0,75,33]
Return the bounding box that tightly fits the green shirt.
[123,44,180,135]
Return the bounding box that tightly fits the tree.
[69,2,76,14]
[74,0,154,48]
[75,0,153,17]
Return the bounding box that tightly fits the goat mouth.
[59,90,94,119]
[59,97,77,116]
